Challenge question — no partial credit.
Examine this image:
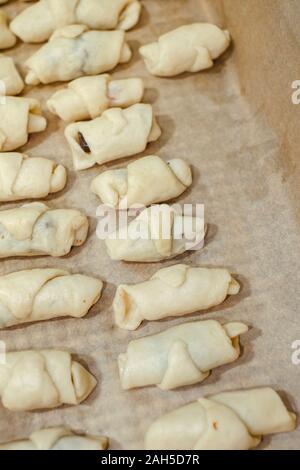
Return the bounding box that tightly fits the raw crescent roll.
[140,23,230,77]
[11,0,142,43]
[0,153,67,202]
[0,268,103,328]
[105,205,205,264]
[0,350,97,411]
[119,320,248,390]
[0,428,108,451]
[0,55,24,96]
[47,74,144,122]
[145,388,297,450]
[0,202,89,258]
[113,264,239,330]
[0,12,16,50]
[25,25,132,86]
[0,97,47,152]
[65,103,161,171]
[91,155,192,209]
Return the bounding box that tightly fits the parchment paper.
[0,0,300,450]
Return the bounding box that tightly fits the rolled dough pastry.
[65,103,161,171]
[0,12,16,50]
[11,0,142,43]
[113,264,240,330]
[0,153,67,201]
[105,205,205,264]
[0,55,24,96]
[0,427,108,450]
[145,388,297,450]
[25,25,132,85]
[119,320,248,390]
[0,202,89,258]
[47,74,144,122]
[0,97,47,152]
[140,23,231,77]
[0,268,103,328]
[91,155,192,209]
[0,350,97,411]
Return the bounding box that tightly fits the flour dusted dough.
[25,25,132,85]
[145,388,297,450]
[65,103,161,171]
[0,350,97,411]
[0,202,88,258]
[47,74,144,122]
[119,320,248,390]
[105,205,205,264]
[91,155,192,209]
[140,23,231,77]
[0,428,108,450]
[0,153,67,202]
[0,55,24,96]
[0,268,103,328]
[0,12,16,50]
[11,0,142,43]
[113,264,240,330]
[0,97,47,152]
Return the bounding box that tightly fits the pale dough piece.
[0,153,67,202]
[119,320,248,390]
[25,25,132,86]
[11,0,142,43]
[0,55,24,96]
[0,97,47,152]
[0,268,103,328]
[0,350,97,411]
[113,264,240,330]
[145,388,297,450]
[47,74,144,122]
[0,202,89,258]
[0,427,108,450]
[105,205,205,264]
[140,23,231,77]
[91,155,192,209]
[65,103,161,171]
[0,12,16,50]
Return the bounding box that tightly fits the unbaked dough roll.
[0,428,108,451]
[91,155,192,209]
[0,55,24,96]
[47,74,144,122]
[140,23,230,77]
[0,97,47,152]
[0,202,88,258]
[0,350,97,411]
[105,205,205,264]
[0,268,103,328]
[11,0,142,43]
[0,153,67,202]
[113,264,240,330]
[145,388,297,450]
[25,25,132,86]
[119,320,248,390]
[0,12,16,50]
[65,103,161,171]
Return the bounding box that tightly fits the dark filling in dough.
[78,132,91,153]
